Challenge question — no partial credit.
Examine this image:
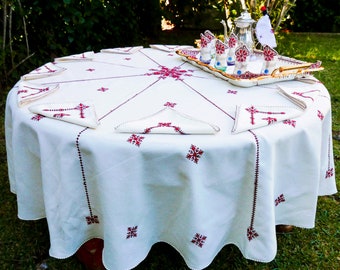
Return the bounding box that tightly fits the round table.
[5,46,337,270]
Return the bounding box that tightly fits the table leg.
[276,225,294,234]
[76,238,105,270]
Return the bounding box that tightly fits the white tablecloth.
[5,47,337,270]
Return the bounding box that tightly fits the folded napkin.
[277,84,321,110]
[149,44,194,52]
[29,101,99,128]
[100,46,143,54]
[54,51,95,62]
[232,105,303,134]
[17,81,59,107]
[21,62,66,80]
[115,107,220,135]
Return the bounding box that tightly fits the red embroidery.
[275,194,286,206]
[236,71,262,79]
[17,85,49,99]
[263,45,278,61]
[245,105,285,125]
[186,144,204,164]
[191,233,207,248]
[235,45,250,62]
[215,40,228,54]
[291,90,320,102]
[127,134,144,147]
[146,66,193,81]
[97,87,109,92]
[283,119,296,127]
[247,226,259,241]
[144,122,184,134]
[126,226,138,239]
[325,168,333,178]
[317,110,324,120]
[86,215,99,225]
[86,68,95,72]
[325,135,334,179]
[53,113,71,118]
[227,89,238,94]
[262,117,277,125]
[43,103,89,119]
[124,57,131,61]
[164,102,177,108]
[228,34,237,48]
[31,114,45,121]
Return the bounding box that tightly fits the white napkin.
[277,84,321,110]
[115,107,220,135]
[232,105,303,134]
[100,46,143,54]
[17,81,59,107]
[29,101,100,128]
[54,51,95,62]
[149,44,194,52]
[21,62,66,80]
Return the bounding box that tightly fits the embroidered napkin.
[232,105,303,134]
[28,102,100,128]
[54,51,95,62]
[100,46,143,54]
[21,62,66,80]
[115,107,220,135]
[17,81,59,107]
[149,44,194,52]
[277,84,321,110]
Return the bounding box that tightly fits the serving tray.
[176,49,323,88]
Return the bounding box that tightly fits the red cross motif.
[18,85,49,99]
[317,110,324,120]
[283,119,296,127]
[186,144,204,164]
[41,64,57,73]
[247,226,259,241]
[53,113,71,118]
[86,215,99,225]
[43,103,90,119]
[97,87,109,92]
[86,68,95,72]
[325,168,334,179]
[144,122,184,134]
[164,102,177,108]
[31,114,45,121]
[262,117,278,125]
[191,233,207,248]
[275,194,286,206]
[291,90,320,102]
[127,134,144,147]
[126,226,138,239]
[146,65,192,81]
[245,106,285,125]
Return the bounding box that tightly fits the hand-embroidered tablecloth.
[5,47,337,270]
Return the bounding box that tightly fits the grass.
[0,31,339,270]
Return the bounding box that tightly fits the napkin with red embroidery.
[28,101,100,128]
[232,105,303,134]
[277,84,321,110]
[54,51,95,62]
[17,81,59,107]
[149,44,194,52]
[21,62,66,80]
[100,46,143,54]
[115,107,220,135]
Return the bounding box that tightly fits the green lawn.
[0,31,339,270]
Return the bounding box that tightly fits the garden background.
[1,1,339,269]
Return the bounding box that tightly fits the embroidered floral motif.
[126,226,138,239]
[86,215,99,225]
[191,233,207,248]
[186,144,204,164]
[127,134,145,147]
[245,106,285,125]
[215,40,228,54]
[144,122,184,134]
[275,194,286,206]
[235,45,250,62]
[227,89,238,94]
[97,87,109,92]
[31,114,45,121]
[86,68,95,72]
[124,57,131,61]
[146,66,193,81]
[43,103,90,119]
[283,119,296,127]
[247,226,259,241]
[228,34,237,48]
[263,45,278,61]
[262,117,277,125]
[317,110,324,120]
[325,168,334,179]
[164,102,177,108]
